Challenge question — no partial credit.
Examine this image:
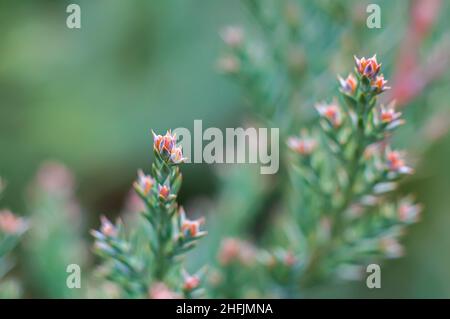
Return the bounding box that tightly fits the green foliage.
[0,0,449,298]
[199,0,450,298]
[204,54,421,297]
[92,131,206,298]
[287,56,420,287]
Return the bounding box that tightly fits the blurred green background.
[0,0,449,298]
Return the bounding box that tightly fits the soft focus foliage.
[0,179,27,298]
[24,162,85,298]
[0,0,449,298]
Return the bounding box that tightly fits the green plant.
[92,131,206,298]
[206,55,422,298]
[202,0,440,297]
[287,55,420,287]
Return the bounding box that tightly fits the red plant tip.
[169,146,186,164]
[152,130,186,164]
[354,54,381,79]
[339,73,357,94]
[153,129,175,154]
[380,103,402,123]
[183,275,200,292]
[181,217,205,238]
[316,102,342,127]
[134,169,155,196]
[99,215,117,237]
[0,210,26,235]
[220,26,244,48]
[287,136,317,155]
[386,150,413,174]
[158,184,170,200]
[371,74,390,93]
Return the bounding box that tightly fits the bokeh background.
[0,0,449,298]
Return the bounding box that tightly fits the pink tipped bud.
[380,103,402,124]
[371,74,390,93]
[152,130,186,165]
[134,170,155,196]
[354,54,381,79]
[158,184,170,200]
[316,102,342,127]
[99,215,117,237]
[181,217,204,238]
[153,130,175,153]
[183,275,200,292]
[386,150,413,174]
[339,73,357,94]
[170,146,186,164]
[0,210,25,235]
